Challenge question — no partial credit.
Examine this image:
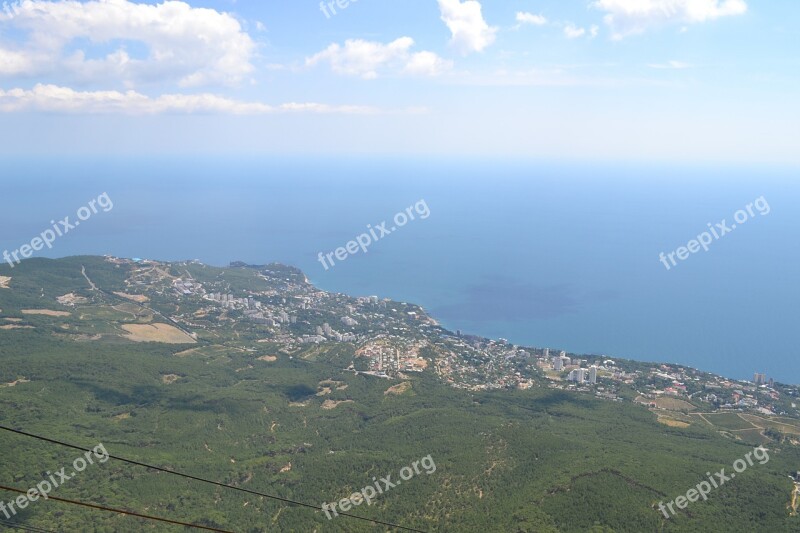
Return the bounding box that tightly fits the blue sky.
[0,0,797,163]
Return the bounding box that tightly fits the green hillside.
[1,257,798,532]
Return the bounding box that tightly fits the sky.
[0,0,798,163]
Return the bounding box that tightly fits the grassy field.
[699,412,758,430]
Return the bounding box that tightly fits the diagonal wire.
[0,425,429,532]
[0,485,232,533]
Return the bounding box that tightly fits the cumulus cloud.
[438,0,497,55]
[592,0,747,39]
[564,24,587,39]
[563,23,599,39]
[0,84,380,114]
[515,12,547,26]
[0,0,256,87]
[305,37,452,79]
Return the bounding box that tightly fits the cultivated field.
[121,323,196,344]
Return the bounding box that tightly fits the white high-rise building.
[568,368,586,383]
[589,366,598,384]
[553,356,563,371]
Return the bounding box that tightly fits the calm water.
[1,157,798,383]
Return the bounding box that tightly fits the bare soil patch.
[114,292,150,303]
[321,399,354,410]
[657,416,691,428]
[1,378,30,388]
[122,323,196,344]
[385,381,412,396]
[57,293,89,306]
[22,309,71,317]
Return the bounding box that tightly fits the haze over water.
[2,157,798,383]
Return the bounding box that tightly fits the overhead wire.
[0,425,428,532]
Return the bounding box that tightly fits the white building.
[568,368,586,383]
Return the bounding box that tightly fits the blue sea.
[1,157,798,383]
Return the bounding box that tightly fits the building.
[589,366,598,384]
[568,368,586,383]
[754,372,767,385]
[553,356,563,371]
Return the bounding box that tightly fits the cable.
[0,485,232,533]
[0,425,428,532]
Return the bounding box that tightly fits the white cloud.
[0,0,256,87]
[306,38,452,79]
[515,12,547,26]
[648,60,691,69]
[592,0,747,39]
[438,0,497,55]
[0,48,35,76]
[564,24,587,39]
[0,84,380,114]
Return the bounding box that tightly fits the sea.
[1,156,798,383]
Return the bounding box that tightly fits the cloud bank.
[0,0,256,87]
[593,0,747,39]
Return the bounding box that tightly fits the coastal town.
[100,257,800,441]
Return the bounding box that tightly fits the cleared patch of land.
[57,293,89,306]
[321,399,354,410]
[701,412,757,430]
[385,381,412,396]
[733,428,769,445]
[1,378,30,388]
[651,397,696,412]
[657,416,691,428]
[740,414,800,436]
[113,292,150,303]
[122,323,196,344]
[0,276,10,289]
[257,355,278,362]
[0,324,34,330]
[161,374,182,384]
[22,309,71,317]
